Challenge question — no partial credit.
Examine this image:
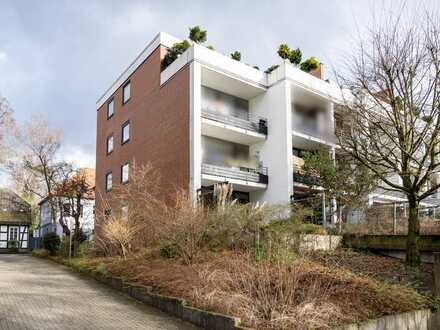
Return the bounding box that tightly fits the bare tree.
[56,168,94,254]
[12,117,69,234]
[339,7,440,265]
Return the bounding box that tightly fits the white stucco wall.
[189,61,202,196]
[249,80,293,204]
[39,198,95,240]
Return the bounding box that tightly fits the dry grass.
[79,250,428,330]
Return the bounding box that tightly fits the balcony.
[201,163,268,192]
[292,122,337,144]
[293,171,321,187]
[201,108,267,145]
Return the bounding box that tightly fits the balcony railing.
[202,163,268,184]
[202,108,268,135]
[292,122,337,143]
[375,188,440,206]
[293,166,321,186]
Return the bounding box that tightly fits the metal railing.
[292,122,337,143]
[376,188,440,206]
[202,108,268,135]
[202,163,268,184]
[293,166,321,186]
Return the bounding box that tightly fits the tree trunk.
[406,198,421,266]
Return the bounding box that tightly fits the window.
[105,172,112,192]
[121,205,128,222]
[106,134,114,154]
[9,226,18,241]
[122,81,131,104]
[121,121,130,144]
[121,163,129,184]
[107,98,114,119]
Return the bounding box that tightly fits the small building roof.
[0,188,32,225]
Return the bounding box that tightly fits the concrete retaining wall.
[336,309,440,330]
[343,235,440,252]
[300,234,342,251]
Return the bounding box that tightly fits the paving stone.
[0,254,198,330]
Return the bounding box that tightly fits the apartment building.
[95,32,439,225]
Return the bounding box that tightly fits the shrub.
[230,51,241,61]
[8,240,19,250]
[206,202,283,252]
[277,43,291,59]
[194,253,343,329]
[43,232,60,255]
[189,25,207,44]
[158,191,208,264]
[264,64,279,74]
[31,249,49,258]
[289,47,302,65]
[277,44,302,65]
[98,216,143,259]
[300,56,320,72]
[161,40,191,70]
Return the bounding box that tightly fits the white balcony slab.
[292,130,338,149]
[201,174,267,192]
[202,118,266,145]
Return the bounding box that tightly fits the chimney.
[310,63,324,80]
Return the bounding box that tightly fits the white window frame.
[122,81,131,104]
[105,172,113,192]
[121,121,130,144]
[107,134,114,154]
[121,163,129,184]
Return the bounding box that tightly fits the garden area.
[32,165,439,330]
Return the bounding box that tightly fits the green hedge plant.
[43,232,61,255]
[300,56,320,72]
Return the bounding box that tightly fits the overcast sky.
[0,0,436,169]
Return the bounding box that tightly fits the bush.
[158,191,208,264]
[161,40,191,70]
[43,232,60,255]
[194,253,343,329]
[206,202,283,251]
[32,249,49,258]
[277,44,302,65]
[277,43,291,59]
[264,64,279,74]
[230,51,241,61]
[300,56,320,72]
[189,25,207,44]
[8,240,19,250]
[289,47,302,65]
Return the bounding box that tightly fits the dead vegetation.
[81,164,430,329]
[78,249,428,330]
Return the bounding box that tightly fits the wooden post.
[434,252,440,298]
[393,203,397,235]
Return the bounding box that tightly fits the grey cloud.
[0,0,435,166]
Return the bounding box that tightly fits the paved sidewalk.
[0,254,198,330]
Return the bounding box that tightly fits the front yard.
[41,247,433,330]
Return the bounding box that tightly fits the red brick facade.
[95,45,190,230]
